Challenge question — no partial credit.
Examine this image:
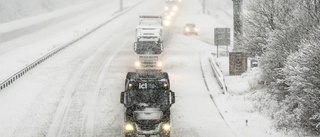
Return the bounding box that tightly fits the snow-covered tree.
[277,29,320,135]
[243,0,299,57]
[244,0,320,135]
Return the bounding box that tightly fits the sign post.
[214,28,230,57]
[217,44,219,58]
[202,0,206,14]
[232,0,243,51]
[120,0,123,12]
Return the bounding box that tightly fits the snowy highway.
[0,0,235,136]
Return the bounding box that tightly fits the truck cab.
[121,72,175,137]
[133,36,163,71]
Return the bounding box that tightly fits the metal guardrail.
[0,0,145,91]
[209,55,228,94]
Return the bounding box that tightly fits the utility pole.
[120,0,123,12]
[202,0,206,14]
[232,0,243,51]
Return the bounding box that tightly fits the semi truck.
[134,15,164,71]
[121,72,175,137]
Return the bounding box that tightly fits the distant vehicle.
[162,12,174,26]
[164,1,178,12]
[166,0,182,3]
[134,15,164,71]
[121,72,175,137]
[183,23,198,35]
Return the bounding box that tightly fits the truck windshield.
[127,90,169,106]
[135,41,162,54]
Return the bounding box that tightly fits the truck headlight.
[185,27,190,32]
[125,123,134,131]
[164,20,170,26]
[162,123,171,131]
[128,83,132,88]
[194,27,199,31]
[157,61,162,67]
[173,6,178,11]
[135,61,140,67]
[165,6,169,10]
[170,11,175,16]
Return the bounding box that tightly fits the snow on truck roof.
[138,15,163,26]
[139,15,162,19]
[136,26,163,29]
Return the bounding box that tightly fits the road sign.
[229,52,247,75]
[214,28,230,45]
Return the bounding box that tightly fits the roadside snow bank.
[211,56,290,137]
[0,0,100,24]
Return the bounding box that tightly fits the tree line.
[243,0,320,135]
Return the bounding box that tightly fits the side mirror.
[170,91,175,104]
[134,42,137,52]
[160,43,163,52]
[120,92,125,104]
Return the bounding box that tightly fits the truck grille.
[136,123,159,131]
[139,56,158,67]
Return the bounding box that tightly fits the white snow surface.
[0,0,290,136]
[213,57,290,137]
[0,0,97,23]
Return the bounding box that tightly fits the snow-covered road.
[0,0,142,80]
[0,0,237,136]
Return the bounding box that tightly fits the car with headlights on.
[164,1,178,12]
[183,23,198,35]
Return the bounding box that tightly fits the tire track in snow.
[174,33,236,135]
[198,51,236,136]
[199,51,210,91]
[80,37,131,137]
[46,34,119,137]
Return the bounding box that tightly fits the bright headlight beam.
[125,124,134,131]
[173,6,178,11]
[157,62,162,67]
[164,20,170,26]
[163,124,171,131]
[135,61,140,67]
